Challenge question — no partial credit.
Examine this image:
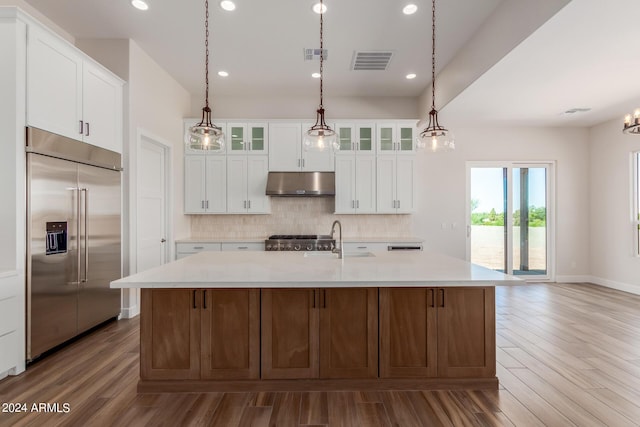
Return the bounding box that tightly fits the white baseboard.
[119,304,140,319]
[588,276,640,296]
[555,275,592,283]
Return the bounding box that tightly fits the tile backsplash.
[190,198,412,239]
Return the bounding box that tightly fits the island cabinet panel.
[261,289,319,379]
[320,288,378,379]
[201,289,260,380]
[140,289,201,380]
[261,288,378,380]
[437,287,496,378]
[379,288,437,378]
[140,289,260,381]
[379,287,495,379]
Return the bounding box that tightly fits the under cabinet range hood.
[266,172,335,196]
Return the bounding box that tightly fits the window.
[634,151,640,256]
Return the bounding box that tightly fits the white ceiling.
[443,0,640,128]
[22,0,502,98]
[21,0,640,128]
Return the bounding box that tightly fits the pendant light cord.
[319,0,324,109]
[431,0,436,111]
[204,0,210,110]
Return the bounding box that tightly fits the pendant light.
[623,109,640,134]
[304,0,338,152]
[417,0,454,152]
[185,0,225,151]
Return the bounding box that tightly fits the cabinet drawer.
[220,242,264,251]
[176,243,222,253]
[343,242,389,252]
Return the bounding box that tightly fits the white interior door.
[137,135,168,272]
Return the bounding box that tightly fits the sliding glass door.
[467,162,553,280]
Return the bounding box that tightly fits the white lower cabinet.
[227,155,270,214]
[176,241,264,260]
[184,155,226,213]
[335,155,376,214]
[376,155,415,213]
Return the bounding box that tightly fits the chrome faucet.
[330,220,343,259]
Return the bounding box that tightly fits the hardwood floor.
[1,283,640,426]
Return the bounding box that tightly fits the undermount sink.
[303,251,376,258]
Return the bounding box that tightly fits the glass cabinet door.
[398,126,415,152]
[227,124,246,153]
[338,126,354,151]
[357,126,374,153]
[378,125,394,153]
[249,125,267,153]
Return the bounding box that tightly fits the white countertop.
[111,250,520,289]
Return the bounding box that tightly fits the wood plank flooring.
[1,283,640,426]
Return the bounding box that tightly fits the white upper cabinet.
[334,122,376,154]
[184,155,226,214]
[376,155,415,214]
[82,63,123,153]
[227,155,270,214]
[226,122,268,155]
[268,122,334,172]
[377,121,417,155]
[335,155,376,214]
[27,24,123,153]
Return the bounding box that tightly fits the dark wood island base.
[139,286,496,393]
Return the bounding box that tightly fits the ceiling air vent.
[304,48,328,61]
[351,51,393,71]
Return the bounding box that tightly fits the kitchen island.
[111,250,518,393]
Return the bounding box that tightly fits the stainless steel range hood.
[266,171,335,196]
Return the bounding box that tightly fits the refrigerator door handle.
[81,188,88,283]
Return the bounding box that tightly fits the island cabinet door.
[379,288,437,378]
[140,289,201,380]
[319,288,378,378]
[261,289,319,379]
[200,289,260,380]
[436,287,496,378]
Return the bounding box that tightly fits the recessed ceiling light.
[220,1,236,11]
[312,72,321,78]
[312,3,327,14]
[406,73,417,79]
[218,71,229,77]
[403,4,418,15]
[131,0,149,11]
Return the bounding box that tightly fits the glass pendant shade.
[417,109,454,152]
[186,107,225,151]
[304,107,338,152]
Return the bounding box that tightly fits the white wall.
[199,95,418,120]
[410,125,590,281]
[122,40,191,317]
[588,118,640,294]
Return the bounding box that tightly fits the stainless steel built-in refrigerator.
[26,127,122,361]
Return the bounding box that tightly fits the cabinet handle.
[193,246,204,250]
[203,290,207,309]
[206,200,209,209]
[85,122,90,137]
[302,158,305,168]
[193,290,197,309]
[356,200,359,209]
[79,120,84,134]
[201,200,205,209]
[439,289,445,307]
[323,289,327,308]
[312,290,316,308]
[429,289,435,308]
[397,200,400,209]
[237,246,248,250]
[297,159,301,167]
[351,200,355,209]
[243,200,247,209]
[357,246,367,249]
[248,200,251,209]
